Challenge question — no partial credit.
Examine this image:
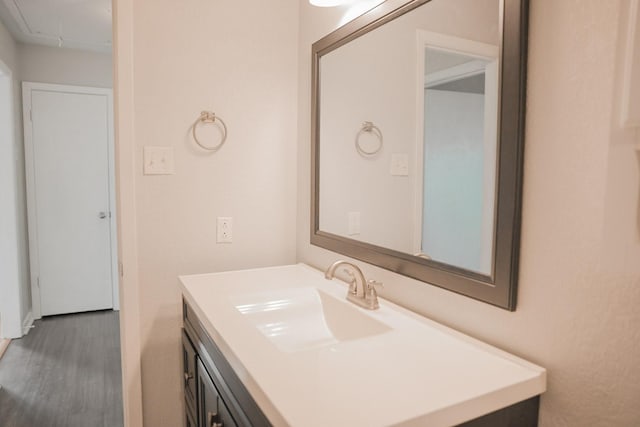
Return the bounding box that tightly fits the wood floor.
[0,310,123,427]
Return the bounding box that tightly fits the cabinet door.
[185,405,197,427]
[182,330,198,412]
[197,358,238,427]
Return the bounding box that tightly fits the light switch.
[143,146,175,175]
[390,153,409,176]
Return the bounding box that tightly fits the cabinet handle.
[207,411,219,427]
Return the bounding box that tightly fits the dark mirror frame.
[311,0,529,310]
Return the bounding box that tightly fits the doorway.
[23,82,118,318]
[413,30,500,275]
[0,59,23,339]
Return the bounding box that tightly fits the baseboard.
[22,311,34,336]
[0,338,10,360]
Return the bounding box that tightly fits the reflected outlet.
[217,217,233,243]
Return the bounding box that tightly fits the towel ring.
[192,111,228,151]
[355,121,383,156]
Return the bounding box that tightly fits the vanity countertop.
[179,263,546,427]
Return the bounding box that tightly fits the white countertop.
[179,263,546,427]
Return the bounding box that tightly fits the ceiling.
[0,0,112,53]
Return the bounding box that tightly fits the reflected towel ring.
[355,121,383,156]
[192,111,228,151]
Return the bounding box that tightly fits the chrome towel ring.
[192,111,228,151]
[355,121,383,156]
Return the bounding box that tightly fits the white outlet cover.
[217,217,233,243]
[143,146,175,175]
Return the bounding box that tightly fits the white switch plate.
[143,146,175,175]
[390,153,409,176]
[217,217,233,243]
[348,211,360,235]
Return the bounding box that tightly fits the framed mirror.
[311,0,529,310]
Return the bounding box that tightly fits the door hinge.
[36,276,40,288]
[118,262,124,278]
[29,109,32,121]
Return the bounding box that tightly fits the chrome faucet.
[324,260,383,310]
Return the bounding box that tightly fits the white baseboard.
[22,311,34,336]
[0,338,10,360]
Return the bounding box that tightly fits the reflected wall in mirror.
[420,35,499,275]
[312,0,529,310]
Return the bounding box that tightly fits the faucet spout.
[324,260,381,310]
[324,260,366,297]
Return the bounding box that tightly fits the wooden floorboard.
[0,310,123,427]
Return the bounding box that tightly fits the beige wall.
[0,17,30,338]
[113,0,640,425]
[19,43,112,88]
[116,0,299,425]
[297,1,640,426]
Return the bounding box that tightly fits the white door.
[24,83,114,316]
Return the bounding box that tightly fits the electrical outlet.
[217,217,233,243]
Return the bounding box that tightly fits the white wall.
[297,1,640,426]
[0,17,30,339]
[115,0,299,425]
[19,44,112,88]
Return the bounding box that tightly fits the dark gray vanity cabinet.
[181,299,272,427]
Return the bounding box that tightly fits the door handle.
[98,212,107,219]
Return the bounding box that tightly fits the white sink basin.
[232,287,391,352]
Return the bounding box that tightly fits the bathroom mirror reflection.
[312,0,528,309]
[420,44,498,275]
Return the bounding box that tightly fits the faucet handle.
[365,280,383,309]
[366,280,383,296]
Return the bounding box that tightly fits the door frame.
[22,82,119,319]
[0,59,23,339]
[413,30,500,257]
